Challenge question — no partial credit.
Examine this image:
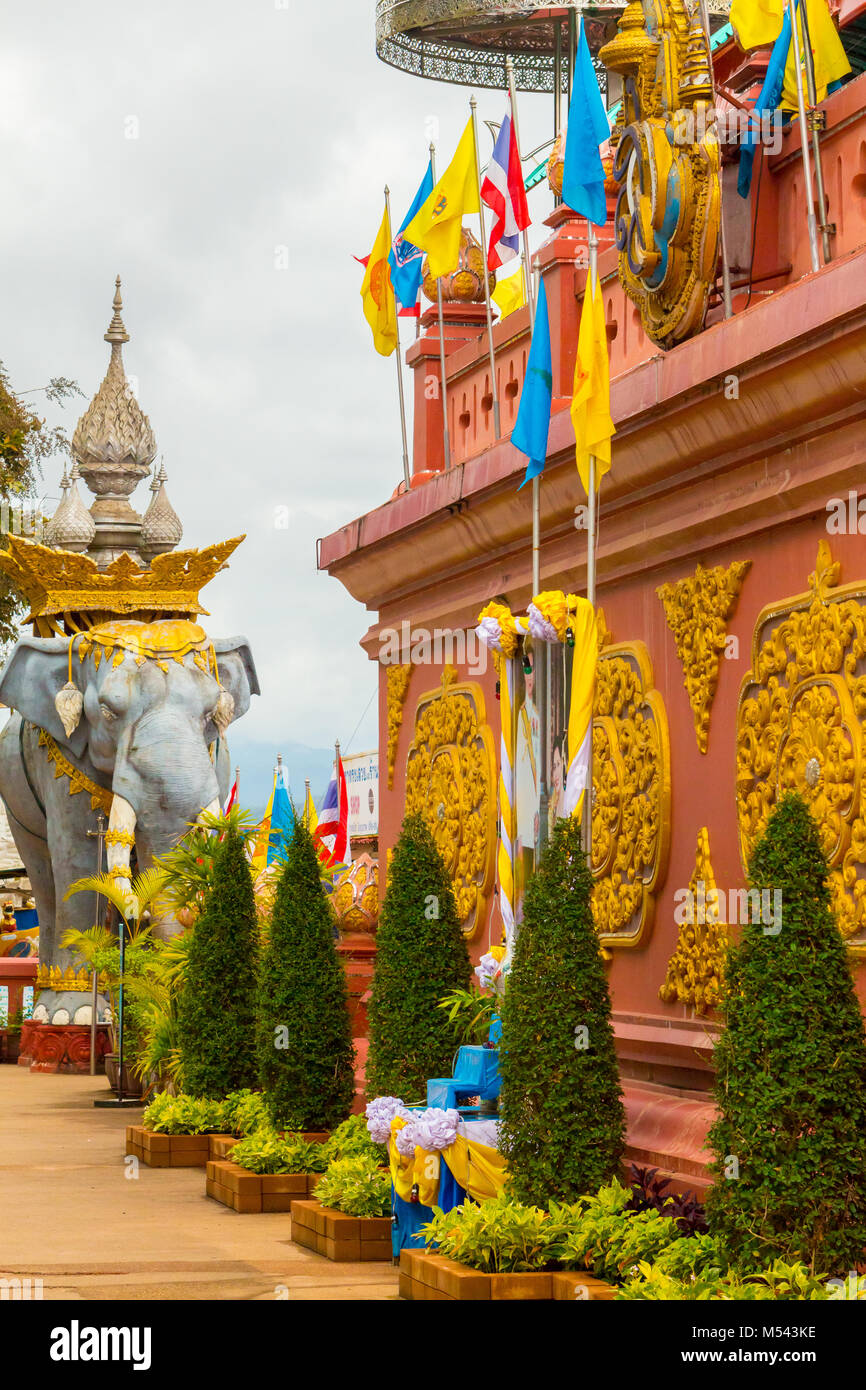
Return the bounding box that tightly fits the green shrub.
[498,816,625,1204]
[321,1114,386,1166]
[617,1259,838,1301]
[315,1155,391,1218]
[230,1131,329,1175]
[706,793,866,1275]
[142,1093,225,1135]
[422,1193,560,1273]
[366,814,471,1100]
[176,825,259,1098]
[256,818,355,1131]
[221,1088,270,1137]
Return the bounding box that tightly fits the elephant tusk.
[107,794,136,894]
[198,799,221,824]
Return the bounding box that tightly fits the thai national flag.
[313,754,348,869]
[481,97,531,271]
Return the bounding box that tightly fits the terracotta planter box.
[398,1249,617,1301]
[290,1198,392,1262]
[125,1126,236,1169]
[205,1159,318,1213]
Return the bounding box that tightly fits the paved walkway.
[0,1066,399,1301]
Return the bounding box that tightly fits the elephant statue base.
[19,1018,112,1074]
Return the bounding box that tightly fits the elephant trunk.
[107,794,137,894]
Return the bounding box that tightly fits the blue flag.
[562,18,610,226]
[514,279,553,489]
[388,161,434,312]
[267,766,295,866]
[737,10,791,198]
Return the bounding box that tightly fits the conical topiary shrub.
[176,823,259,1098]
[366,812,471,1100]
[256,818,355,1131]
[706,791,866,1275]
[498,814,625,1204]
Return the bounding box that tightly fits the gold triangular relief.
[659,827,728,1015]
[657,559,751,753]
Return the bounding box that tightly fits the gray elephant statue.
[0,620,259,1024]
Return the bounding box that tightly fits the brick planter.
[125,1127,238,1168]
[398,1249,617,1301]
[206,1159,318,1213]
[290,1198,392,1262]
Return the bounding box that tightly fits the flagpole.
[695,0,734,317]
[470,95,502,440]
[429,141,453,470]
[384,186,412,491]
[505,60,540,593]
[334,739,342,868]
[786,0,821,272]
[506,57,536,330]
[554,22,563,207]
[797,0,833,263]
[581,222,599,869]
[567,8,576,108]
[304,777,311,829]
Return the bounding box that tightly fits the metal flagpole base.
[93,1096,144,1108]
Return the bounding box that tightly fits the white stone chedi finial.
[50,275,184,569]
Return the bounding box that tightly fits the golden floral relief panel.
[736,541,866,954]
[404,665,496,939]
[591,612,671,951]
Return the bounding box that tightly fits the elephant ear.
[211,637,260,725]
[0,635,90,759]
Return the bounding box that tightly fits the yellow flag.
[730,0,785,50]
[781,0,850,111]
[360,206,397,356]
[492,267,526,322]
[303,784,318,836]
[571,276,614,494]
[564,597,598,824]
[251,783,274,874]
[402,119,480,279]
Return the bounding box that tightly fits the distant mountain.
[223,733,337,819]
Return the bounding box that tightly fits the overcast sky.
[0,1,560,803]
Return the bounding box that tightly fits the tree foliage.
[176,824,259,1098]
[0,362,82,647]
[498,815,625,1204]
[256,817,355,1130]
[366,813,471,1100]
[706,792,866,1275]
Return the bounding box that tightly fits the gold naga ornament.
[599,0,722,348]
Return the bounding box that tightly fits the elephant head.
[0,618,259,882]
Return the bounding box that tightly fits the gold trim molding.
[736,541,866,954]
[591,611,671,951]
[659,827,727,1015]
[404,666,496,938]
[657,560,751,753]
[386,663,412,789]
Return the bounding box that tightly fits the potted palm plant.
[62,867,167,1099]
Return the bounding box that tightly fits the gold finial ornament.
[659,827,727,1014]
[599,0,721,347]
[422,226,496,304]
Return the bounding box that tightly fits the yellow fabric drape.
[389,1128,508,1207]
